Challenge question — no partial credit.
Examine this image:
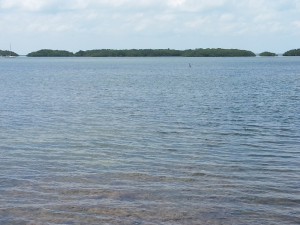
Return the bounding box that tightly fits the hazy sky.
[1,0,299,55]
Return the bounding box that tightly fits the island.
[74,49,182,57]
[259,51,277,57]
[182,48,256,57]
[0,50,18,57]
[27,49,74,57]
[283,49,300,56]
[5,48,300,57]
[27,48,256,57]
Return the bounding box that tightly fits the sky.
[0,0,299,55]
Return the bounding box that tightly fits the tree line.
[26,49,73,57]
[0,50,18,57]
[283,49,300,56]
[259,51,278,56]
[27,48,257,57]
[2,48,300,57]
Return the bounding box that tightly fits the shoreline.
[2,48,300,57]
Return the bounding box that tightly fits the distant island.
[2,48,300,57]
[0,50,18,57]
[283,48,300,56]
[27,49,74,57]
[27,48,256,57]
[259,51,277,57]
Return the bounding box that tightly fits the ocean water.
[0,57,299,225]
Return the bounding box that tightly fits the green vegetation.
[73,48,255,57]
[0,50,18,57]
[74,49,182,57]
[6,48,300,57]
[182,48,255,57]
[283,49,300,56]
[26,48,256,57]
[259,51,277,57]
[27,49,74,57]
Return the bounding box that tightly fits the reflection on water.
[0,57,299,224]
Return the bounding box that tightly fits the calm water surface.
[0,57,299,224]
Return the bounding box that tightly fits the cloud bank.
[0,0,299,54]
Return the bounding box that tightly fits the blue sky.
[1,0,299,55]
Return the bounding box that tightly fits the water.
[0,57,299,225]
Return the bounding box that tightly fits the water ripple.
[0,57,299,224]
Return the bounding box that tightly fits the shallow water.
[0,57,299,224]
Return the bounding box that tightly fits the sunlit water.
[0,57,299,225]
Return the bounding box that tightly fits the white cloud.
[0,0,56,11]
[0,0,299,53]
[167,0,225,12]
[293,21,300,28]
